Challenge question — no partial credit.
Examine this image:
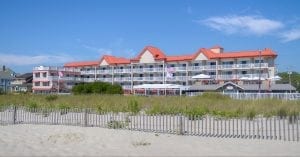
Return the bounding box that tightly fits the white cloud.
[201,15,284,35]
[280,28,300,42]
[0,54,74,66]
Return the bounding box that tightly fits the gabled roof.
[131,46,166,61]
[100,55,130,65]
[194,48,277,60]
[215,48,277,59]
[64,61,100,67]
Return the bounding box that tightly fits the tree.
[278,71,300,92]
[72,82,123,94]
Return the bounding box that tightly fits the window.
[35,73,40,78]
[242,71,247,74]
[42,82,49,86]
[241,61,247,64]
[194,63,199,66]
[255,60,264,63]
[34,82,40,86]
[209,72,216,75]
[226,71,233,75]
[210,62,216,65]
[42,72,47,77]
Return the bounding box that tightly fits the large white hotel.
[32,45,278,94]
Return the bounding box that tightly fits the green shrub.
[45,95,58,101]
[246,109,256,120]
[277,107,288,118]
[72,82,123,94]
[128,99,140,114]
[199,92,231,100]
[28,101,38,110]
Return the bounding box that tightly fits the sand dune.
[0,124,299,156]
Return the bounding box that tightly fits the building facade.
[0,65,16,93]
[32,45,277,94]
[11,73,33,92]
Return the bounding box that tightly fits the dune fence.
[0,106,299,142]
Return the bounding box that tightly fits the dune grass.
[0,93,299,118]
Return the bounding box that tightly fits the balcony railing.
[114,77,131,82]
[33,66,81,72]
[217,73,269,80]
[96,70,112,74]
[218,63,269,70]
[133,77,163,81]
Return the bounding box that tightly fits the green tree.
[278,71,300,91]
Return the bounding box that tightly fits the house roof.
[100,55,130,65]
[16,73,32,79]
[131,46,166,61]
[64,61,100,67]
[63,45,278,67]
[166,54,194,62]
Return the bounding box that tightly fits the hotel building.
[32,45,277,94]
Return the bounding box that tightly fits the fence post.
[12,106,17,124]
[177,115,184,135]
[84,108,88,127]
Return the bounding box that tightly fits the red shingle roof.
[131,46,166,61]
[64,46,277,67]
[166,55,194,62]
[100,55,130,65]
[64,61,99,67]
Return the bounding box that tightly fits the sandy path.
[0,124,299,157]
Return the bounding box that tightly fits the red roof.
[64,61,99,67]
[194,48,277,59]
[166,54,194,62]
[64,46,277,67]
[131,46,166,61]
[100,55,130,65]
[214,48,277,59]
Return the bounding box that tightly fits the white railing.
[33,66,81,72]
[218,63,269,70]
[133,77,163,81]
[114,77,131,82]
[96,70,112,74]
[114,68,131,73]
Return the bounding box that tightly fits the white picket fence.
[187,92,300,100]
[0,106,299,142]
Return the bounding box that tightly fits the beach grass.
[0,93,299,117]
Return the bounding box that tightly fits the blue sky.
[1,0,300,73]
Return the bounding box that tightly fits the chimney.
[2,65,5,71]
[210,45,224,53]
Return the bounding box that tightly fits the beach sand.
[0,124,299,156]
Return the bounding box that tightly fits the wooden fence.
[0,106,299,142]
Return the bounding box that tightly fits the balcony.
[81,70,96,75]
[114,68,131,73]
[114,77,131,82]
[33,66,81,72]
[218,63,269,70]
[189,65,217,71]
[133,77,163,81]
[217,73,269,80]
[96,69,112,74]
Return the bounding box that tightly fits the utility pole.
[258,50,262,93]
[288,70,292,93]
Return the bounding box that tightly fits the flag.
[58,71,63,78]
[166,66,175,79]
